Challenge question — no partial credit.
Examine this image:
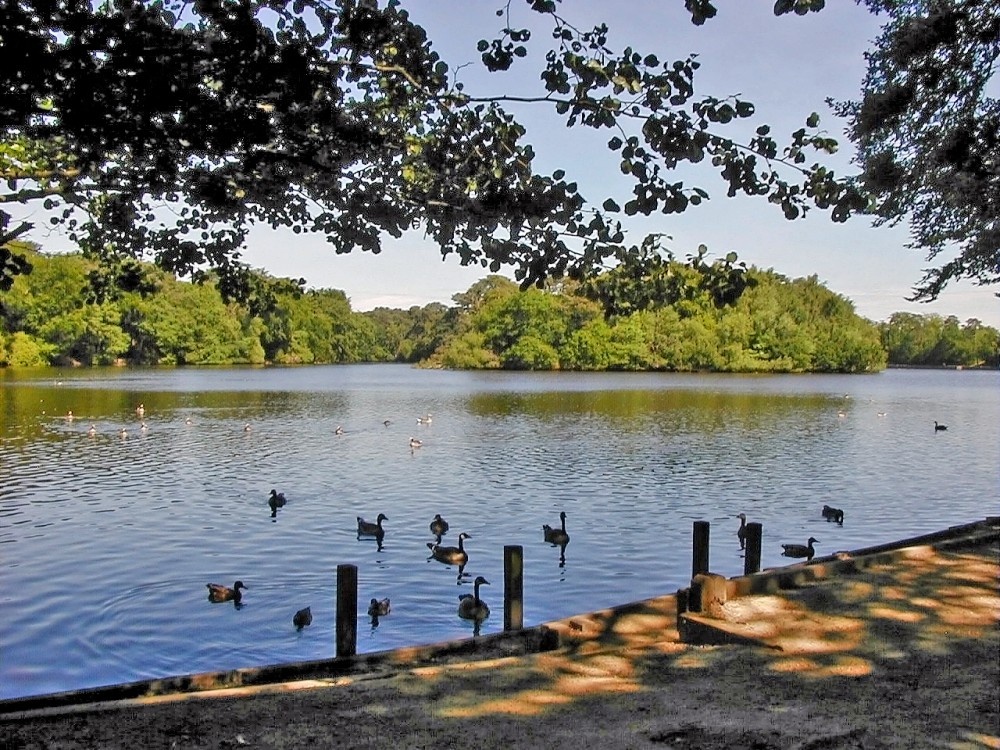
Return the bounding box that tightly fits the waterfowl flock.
[46,400,927,650]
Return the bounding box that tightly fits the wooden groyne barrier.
[677,516,1000,645]
[2,518,996,718]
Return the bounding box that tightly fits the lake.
[1,365,997,700]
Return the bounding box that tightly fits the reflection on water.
[0,365,997,699]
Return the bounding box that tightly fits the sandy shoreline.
[3,523,998,749]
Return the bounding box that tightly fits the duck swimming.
[87,424,97,437]
[268,489,287,517]
[781,537,819,561]
[367,598,391,617]
[207,580,247,604]
[417,413,432,425]
[821,505,845,523]
[428,532,471,566]
[357,513,388,537]
[430,514,449,537]
[543,511,570,546]
[458,576,490,621]
[293,606,312,630]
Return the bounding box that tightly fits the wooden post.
[744,522,763,576]
[336,564,357,658]
[692,521,710,577]
[504,545,524,631]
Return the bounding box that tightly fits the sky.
[17,0,1000,326]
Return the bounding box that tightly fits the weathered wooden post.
[336,563,357,658]
[744,522,763,576]
[692,521,710,577]
[504,544,524,631]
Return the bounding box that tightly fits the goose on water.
[409,437,423,449]
[821,505,845,523]
[543,511,570,546]
[934,421,948,431]
[781,537,819,561]
[428,532,471,566]
[430,514,449,537]
[367,598,391,617]
[417,413,433,425]
[268,489,287,517]
[457,576,490,621]
[293,606,312,630]
[87,424,97,437]
[736,513,748,549]
[207,580,247,604]
[357,513,388,537]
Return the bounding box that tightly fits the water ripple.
[1,366,997,699]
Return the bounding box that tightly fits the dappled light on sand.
[402,542,998,722]
[0,537,996,749]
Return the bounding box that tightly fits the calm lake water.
[1,365,997,700]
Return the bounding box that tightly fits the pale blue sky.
[239,0,998,326]
[15,1,999,325]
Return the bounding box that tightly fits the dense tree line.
[2,244,995,372]
[880,313,999,368]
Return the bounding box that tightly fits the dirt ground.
[3,541,998,750]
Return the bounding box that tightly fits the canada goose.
[243,423,252,432]
[781,537,819,561]
[65,410,74,421]
[357,513,388,537]
[543,512,570,546]
[736,513,747,549]
[293,606,312,630]
[409,437,423,449]
[383,419,392,427]
[428,532,471,566]
[458,576,490,621]
[119,427,128,438]
[140,422,148,431]
[367,598,391,617]
[821,505,845,523]
[268,489,287,517]
[430,514,449,537]
[185,417,193,425]
[135,403,145,417]
[87,424,97,437]
[934,421,948,431]
[207,580,247,604]
[335,425,344,435]
[417,413,432,425]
